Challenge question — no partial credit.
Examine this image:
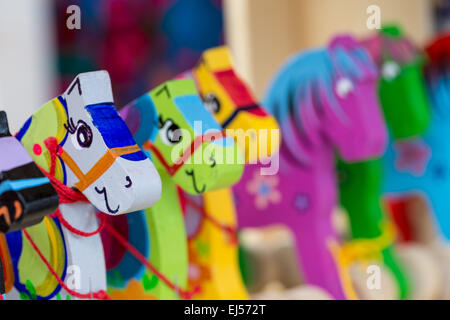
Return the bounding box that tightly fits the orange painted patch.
[109,279,158,300]
[0,206,10,226]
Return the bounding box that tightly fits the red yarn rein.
[181,194,238,245]
[22,229,110,300]
[37,138,106,238]
[102,222,201,300]
[25,137,200,300]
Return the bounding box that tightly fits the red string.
[23,230,110,300]
[21,137,110,300]
[40,137,88,204]
[102,221,201,300]
[50,208,106,238]
[182,195,238,245]
[40,137,104,237]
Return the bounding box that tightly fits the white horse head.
[18,71,162,214]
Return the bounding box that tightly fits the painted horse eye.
[335,77,354,98]
[76,121,93,148]
[382,61,400,81]
[160,119,182,146]
[204,93,221,114]
[209,156,216,168]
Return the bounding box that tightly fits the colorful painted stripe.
[0,177,50,194]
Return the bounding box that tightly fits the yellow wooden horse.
[180,47,280,299]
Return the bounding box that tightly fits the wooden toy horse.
[232,35,388,300]
[176,46,280,299]
[384,34,450,237]
[5,71,162,300]
[379,34,450,297]
[102,79,244,300]
[337,25,431,299]
[0,111,59,300]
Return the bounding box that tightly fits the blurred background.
[0,0,448,132]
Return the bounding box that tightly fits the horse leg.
[290,220,348,300]
[339,159,411,299]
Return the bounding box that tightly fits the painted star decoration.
[394,139,431,176]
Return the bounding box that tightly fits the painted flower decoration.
[394,139,431,176]
[187,246,210,290]
[246,171,281,210]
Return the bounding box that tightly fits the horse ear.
[64,71,114,107]
[0,111,11,137]
[120,94,159,147]
[201,46,234,71]
[380,24,404,38]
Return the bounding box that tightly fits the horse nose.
[125,176,132,188]
[120,158,162,213]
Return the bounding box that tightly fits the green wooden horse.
[103,79,244,299]
[337,25,431,299]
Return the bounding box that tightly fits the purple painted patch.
[0,137,32,172]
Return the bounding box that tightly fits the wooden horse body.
[233,35,388,300]
[5,71,161,300]
[382,34,450,240]
[177,46,280,299]
[0,111,59,299]
[338,26,431,299]
[103,79,244,299]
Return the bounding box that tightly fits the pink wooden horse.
[233,35,388,299]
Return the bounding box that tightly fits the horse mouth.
[94,186,120,214]
[185,170,206,194]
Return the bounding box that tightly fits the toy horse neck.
[279,116,329,168]
[59,202,99,235]
[155,168,179,205]
[144,166,188,299]
[57,203,106,299]
[282,139,337,213]
[241,140,337,229]
[237,133,345,297]
[51,147,108,298]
